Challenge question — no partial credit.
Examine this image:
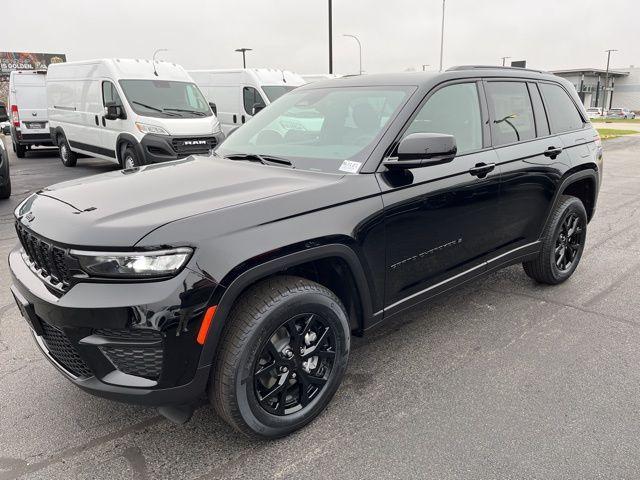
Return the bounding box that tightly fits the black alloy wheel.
[554,212,584,272]
[253,313,336,416]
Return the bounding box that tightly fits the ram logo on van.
[184,140,207,146]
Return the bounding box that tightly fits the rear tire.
[0,178,10,199]
[14,142,26,158]
[523,195,587,285]
[211,275,351,439]
[58,136,77,167]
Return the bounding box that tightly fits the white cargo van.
[9,70,55,158]
[47,59,223,168]
[300,73,344,84]
[188,69,305,135]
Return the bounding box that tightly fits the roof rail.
[447,65,546,74]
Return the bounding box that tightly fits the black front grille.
[15,223,72,288]
[40,322,93,378]
[171,136,218,155]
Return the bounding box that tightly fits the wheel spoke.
[315,349,336,359]
[299,371,327,386]
[302,326,330,357]
[255,359,276,377]
[259,373,289,401]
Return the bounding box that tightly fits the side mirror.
[2,125,9,135]
[0,109,7,123]
[104,104,125,120]
[383,133,457,170]
[208,102,217,116]
[252,103,265,116]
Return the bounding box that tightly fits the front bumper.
[9,247,218,406]
[140,132,225,164]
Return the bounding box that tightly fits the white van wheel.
[122,146,141,169]
[58,136,77,167]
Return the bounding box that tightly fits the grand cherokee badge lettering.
[390,238,463,270]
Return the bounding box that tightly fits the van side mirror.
[383,133,457,170]
[0,107,7,123]
[208,102,217,116]
[104,104,125,120]
[252,103,265,115]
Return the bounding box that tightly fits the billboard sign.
[510,60,527,68]
[0,52,66,77]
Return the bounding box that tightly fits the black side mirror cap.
[383,132,457,170]
[209,102,217,116]
[105,104,126,120]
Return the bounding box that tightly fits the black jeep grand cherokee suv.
[9,67,602,438]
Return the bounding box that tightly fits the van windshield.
[216,85,414,173]
[119,80,212,118]
[262,85,299,103]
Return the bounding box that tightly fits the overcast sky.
[3,0,639,74]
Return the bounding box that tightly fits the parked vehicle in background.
[9,70,54,158]
[606,107,636,119]
[188,69,305,135]
[0,102,10,135]
[300,73,344,83]
[0,124,11,198]
[47,59,224,169]
[586,107,604,120]
[10,67,602,439]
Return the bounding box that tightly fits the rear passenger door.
[537,82,593,167]
[484,79,572,261]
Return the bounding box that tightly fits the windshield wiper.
[223,153,294,168]
[164,108,207,117]
[131,101,181,117]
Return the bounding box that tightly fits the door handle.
[469,162,496,178]
[94,115,99,126]
[233,114,237,123]
[543,146,563,158]
[241,115,246,124]
[101,117,106,127]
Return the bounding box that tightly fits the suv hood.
[20,156,338,247]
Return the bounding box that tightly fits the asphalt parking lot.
[1,134,639,479]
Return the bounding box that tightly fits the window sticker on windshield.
[339,160,362,173]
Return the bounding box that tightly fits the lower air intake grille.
[100,345,164,380]
[40,322,93,378]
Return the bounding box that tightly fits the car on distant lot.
[606,107,636,119]
[9,70,55,158]
[586,107,604,120]
[47,58,224,169]
[10,66,602,439]
[0,132,11,199]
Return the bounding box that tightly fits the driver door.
[100,80,126,161]
[378,80,502,315]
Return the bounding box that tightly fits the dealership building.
[552,66,640,112]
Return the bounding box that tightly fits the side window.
[485,81,536,146]
[539,83,585,134]
[404,82,482,155]
[102,81,123,107]
[243,87,266,115]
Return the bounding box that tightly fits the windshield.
[119,80,212,118]
[262,85,299,103]
[217,86,413,173]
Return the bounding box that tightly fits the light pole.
[235,48,252,68]
[343,34,362,74]
[603,49,617,112]
[439,0,446,71]
[328,0,333,74]
[501,56,511,67]
[152,49,168,76]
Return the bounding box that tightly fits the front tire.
[523,195,587,284]
[122,146,141,169]
[58,136,77,167]
[211,276,351,439]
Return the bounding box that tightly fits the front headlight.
[135,122,170,135]
[70,247,193,278]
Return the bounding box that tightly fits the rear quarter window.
[539,83,585,134]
